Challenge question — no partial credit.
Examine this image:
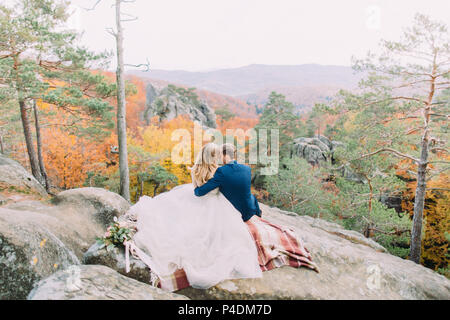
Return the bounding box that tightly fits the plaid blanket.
[152,215,318,292]
[245,216,319,273]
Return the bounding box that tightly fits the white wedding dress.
[128,184,262,289]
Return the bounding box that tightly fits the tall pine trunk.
[115,0,130,202]
[410,141,429,263]
[33,100,50,192]
[409,57,436,263]
[19,98,43,184]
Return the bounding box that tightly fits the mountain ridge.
[128,64,362,110]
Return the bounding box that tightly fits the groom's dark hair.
[222,143,236,159]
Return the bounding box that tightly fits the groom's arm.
[194,168,224,196]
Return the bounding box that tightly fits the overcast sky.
[67,0,450,71]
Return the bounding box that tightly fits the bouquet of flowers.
[96,217,133,252]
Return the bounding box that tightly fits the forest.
[0,0,448,279]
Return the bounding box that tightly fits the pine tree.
[0,0,115,186]
[327,14,449,263]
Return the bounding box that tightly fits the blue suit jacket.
[194,161,262,222]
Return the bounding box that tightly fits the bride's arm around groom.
[194,143,262,222]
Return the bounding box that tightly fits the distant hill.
[129,64,362,111]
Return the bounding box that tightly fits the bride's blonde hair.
[191,143,220,187]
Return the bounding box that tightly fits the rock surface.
[177,204,450,300]
[2,155,449,300]
[83,202,450,300]
[0,208,80,300]
[27,265,188,300]
[0,153,47,197]
[52,187,130,227]
[1,186,130,299]
[292,136,366,183]
[144,84,216,128]
[292,136,337,166]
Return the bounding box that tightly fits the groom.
[194,143,262,222]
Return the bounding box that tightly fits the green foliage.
[167,84,201,107]
[320,14,449,265]
[215,107,236,121]
[256,92,305,157]
[0,0,116,137]
[264,158,412,258]
[139,164,179,196]
[265,158,338,220]
[306,103,328,138]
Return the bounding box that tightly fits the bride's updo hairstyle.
[191,143,220,187]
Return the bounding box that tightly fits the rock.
[82,201,450,300]
[0,208,80,300]
[292,136,332,166]
[144,84,216,128]
[146,83,158,107]
[5,188,131,259]
[1,186,131,299]
[52,187,130,228]
[0,154,47,197]
[176,204,450,300]
[331,140,345,150]
[83,242,152,284]
[27,265,188,300]
[380,194,404,213]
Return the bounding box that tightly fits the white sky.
[65,0,450,71]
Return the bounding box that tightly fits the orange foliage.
[126,76,147,134]
[216,116,259,134]
[42,126,117,189]
[397,156,450,271]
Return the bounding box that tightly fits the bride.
[127,143,262,290]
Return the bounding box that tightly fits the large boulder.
[0,208,80,300]
[52,187,130,228]
[292,136,335,166]
[27,265,188,300]
[177,204,450,300]
[1,186,131,299]
[82,203,450,300]
[4,188,131,259]
[0,154,47,198]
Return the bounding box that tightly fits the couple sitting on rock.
[126,143,318,291]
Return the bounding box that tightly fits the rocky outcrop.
[178,204,450,300]
[82,202,450,300]
[2,155,449,300]
[0,153,47,197]
[292,136,367,183]
[144,84,216,128]
[0,186,130,299]
[27,265,188,300]
[52,187,130,228]
[292,135,342,166]
[0,208,80,300]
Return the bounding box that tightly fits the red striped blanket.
[155,215,319,292]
